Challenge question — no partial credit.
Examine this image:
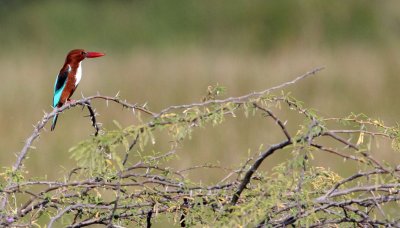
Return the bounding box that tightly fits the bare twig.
[230,139,292,206]
[156,66,325,117]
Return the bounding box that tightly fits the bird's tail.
[51,114,59,131]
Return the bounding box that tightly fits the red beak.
[86,51,105,58]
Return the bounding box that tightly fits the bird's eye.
[81,51,86,55]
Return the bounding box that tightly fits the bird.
[51,49,105,131]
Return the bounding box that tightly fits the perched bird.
[51,49,105,131]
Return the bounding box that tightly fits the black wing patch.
[54,69,69,93]
[53,65,70,107]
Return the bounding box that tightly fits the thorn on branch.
[82,101,100,136]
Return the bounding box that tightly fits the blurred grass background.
[1,1,400,182]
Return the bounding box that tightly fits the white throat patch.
[75,62,82,86]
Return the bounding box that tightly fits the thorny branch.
[156,66,325,117]
[1,66,400,227]
[20,96,153,169]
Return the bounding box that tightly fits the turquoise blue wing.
[53,70,69,107]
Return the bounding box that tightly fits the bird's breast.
[75,62,82,86]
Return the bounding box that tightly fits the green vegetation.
[0,1,395,52]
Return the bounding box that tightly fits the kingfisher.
[51,49,105,131]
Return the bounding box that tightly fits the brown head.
[65,49,105,64]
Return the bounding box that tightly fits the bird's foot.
[67,99,76,103]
